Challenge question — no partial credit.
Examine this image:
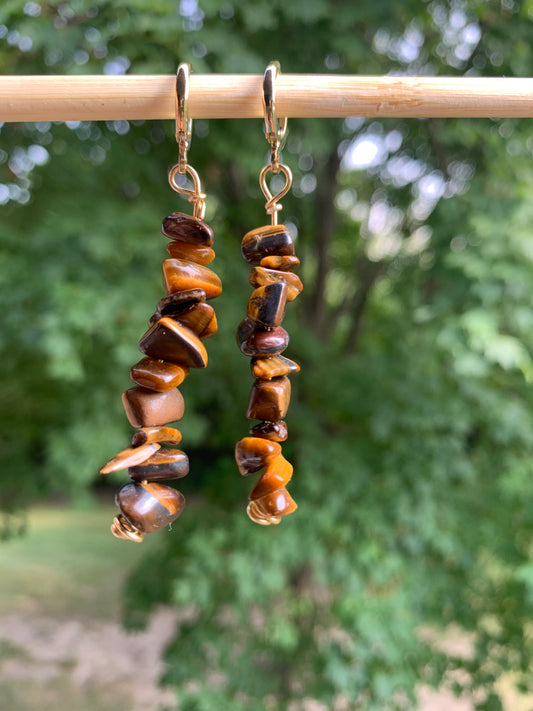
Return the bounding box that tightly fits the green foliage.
[1,0,533,708]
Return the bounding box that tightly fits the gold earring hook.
[263,61,287,173]
[176,62,192,174]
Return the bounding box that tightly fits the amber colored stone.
[161,212,214,246]
[100,442,160,474]
[122,386,185,428]
[251,355,300,380]
[131,426,182,447]
[129,448,189,482]
[246,376,291,421]
[117,482,185,533]
[166,240,215,265]
[237,318,289,357]
[163,258,222,300]
[139,317,208,369]
[130,357,189,391]
[235,436,282,476]
[251,486,297,517]
[249,455,293,500]
[150,289,206,326]
[249,420,288,442]
[249,266,303,302]
[241,224,295,266]
[260,255,300,271]
[247,282,288,328]
[170,302,218,340]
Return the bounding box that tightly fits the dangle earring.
[235,62,303,526]
[99,63,221,542]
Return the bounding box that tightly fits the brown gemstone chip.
[116,481,185,533]
[166,240,215,265]
[122,386,185,428]
[241,224,295,266]
[246,376,291,421]
[162,212,214,246]
[139,317,208,369]
[260,255,300,271]
[100,442,160,474]
[235,436,282,476]
[249,420,288,442]
[249,266,303,301]
[129,448,189,482]
[237,318,289,357]
[132,426,182,447]
[149,289,206,326]
[252,486,297,518]
[130,357,189,391]
[170,301,218,340]
[251,355,300,380]
[247,282,288,328]
[163,258,222,300]
[249,455,294,500]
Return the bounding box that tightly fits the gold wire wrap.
[246,501,282,526]
[111,514,144,542]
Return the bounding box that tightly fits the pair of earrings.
[99,63,302,542]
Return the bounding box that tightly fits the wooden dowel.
[1,74,533,122]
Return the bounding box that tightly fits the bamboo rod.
[1,74,533,122]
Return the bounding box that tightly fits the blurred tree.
[1,0,533,708]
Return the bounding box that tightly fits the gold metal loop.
[259,162,293,225]
[175,62,192,174]
[168,163,206,220]
[263,61,287,172]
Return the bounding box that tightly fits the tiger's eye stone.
[241,225,295,266]
[129,449,189,482]
[166,240,215,265]
[235,436,282,476]
[162,212,214,246]
[149,289,206,326]
[100,442,160,474]
[117,482,185,533]
[247,282,288,328]
[163,259,222,300]
[246,376,291,421]
[251,486,297,517]
[249,455,294,500]
[130,357,189,391]
[249,420,288,442]
[170,302,218,340]
[237,318,289,357]
[260,255,300,271]
[122,386,185,428]
[139,317,208,369]
[132,426,182,447]
[251,355,300,380]
[249,266,303,302]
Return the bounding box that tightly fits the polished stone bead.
[251,486,297,517]
[237,318,289,357]
[149,289,206,326]
[128,448,189,482]
[139,317,208,369]
[163,258,222,300]
[260,255,300,271]
[122,386,185,428]
[100,442,160,474]
[131,426,182,447]
[235,436,282,476]
[251,355,300,380]
[246,376,291,421]
[170,301,217,340]
[130,357,189,391]
[249,266,303,302]
[249,455,293,500]
[249,420,288,442]
[161,212,214,246]
[241,224,295,265]
[166,240,215,265]
[247,282,288,328]
[116,482,185,533]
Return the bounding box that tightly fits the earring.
[99,63,221,542]
[235,62,303,526]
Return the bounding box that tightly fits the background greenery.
[1,1,533,709]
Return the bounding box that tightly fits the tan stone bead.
[251,355,300,380]
[171,302,218,340]
[251,487,297,517]
[249,455,293,500]
[241,224,295,266]
[166,240,215,265]
[162,258,222,300]
[100,442,161,474]
[161,212,214,246]
[235,436,282,476]
[246,376,291,421]
[122,386,185,428]
[139,317,208,369]
[249,420,288,442]
[130,357,189,391]
[128,449,189,482]
[249,266,303,301]
[260,255,300,271]
[247,283,288,328]
[116,482,185,533]
[131,426,182,447]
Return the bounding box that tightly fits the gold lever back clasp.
[169,62,206,220]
